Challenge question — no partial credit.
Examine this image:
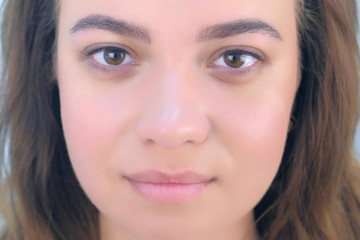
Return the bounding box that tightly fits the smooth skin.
[56,0,299,239]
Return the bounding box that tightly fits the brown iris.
[104,48,126,65]
[224,52,245,68]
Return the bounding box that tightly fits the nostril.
[136,124,209,148]
[144,139,153,144]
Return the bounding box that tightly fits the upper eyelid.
[87,47,129,57]
[209,46,266,64]
[82,43,139,59]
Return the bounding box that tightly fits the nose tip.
[135,105,210,148]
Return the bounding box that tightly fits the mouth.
[124,170,215,202]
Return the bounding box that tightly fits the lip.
[124,170,214,202]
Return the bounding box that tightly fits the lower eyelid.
[81,54,138,79]
[85,59,138,79]
[84,49,140,77]
[208,60,262,79]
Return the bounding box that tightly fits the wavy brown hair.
[0,0,360,239]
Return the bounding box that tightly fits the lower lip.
[127,180,213,202]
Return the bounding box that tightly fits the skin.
[56,0,299,240]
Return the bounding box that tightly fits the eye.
[207,47,266,81]
[82,44,140,76]
[214,51,258,69]
[90,47,134,66]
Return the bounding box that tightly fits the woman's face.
[57,0,299,239]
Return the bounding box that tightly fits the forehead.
[58,0,297,41]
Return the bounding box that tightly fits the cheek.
[209,69,297,207]
[228,98,289,160]
[61,98,110,160]
[59,92,112,191]
[223,95,289,165]
[59,88,141,204]
[60,90,130,163]
[213,94,291,212]
[57,66,136,193]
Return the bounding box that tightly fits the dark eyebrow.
[196,19,282,42]
[70,15,151,43]
[70,15,281,44]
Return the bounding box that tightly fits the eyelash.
[83,45,264,76]
[208,47,265,75]
[83,44,138,74]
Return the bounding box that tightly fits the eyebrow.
[70,15,282,44]
[70,15,152,43]
[196,19,282,42]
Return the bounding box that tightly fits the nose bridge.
[135,68,210,148]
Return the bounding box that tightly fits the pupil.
[104,49,125,65]
[224,52,244,68]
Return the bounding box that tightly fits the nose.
[135,73,210,148]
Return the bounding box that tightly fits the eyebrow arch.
[196,19,282,42]
[70,15,151,43]
[70,15,281,44]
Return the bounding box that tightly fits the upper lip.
[124,170,214,184]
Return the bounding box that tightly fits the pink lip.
[124,170,214,202]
